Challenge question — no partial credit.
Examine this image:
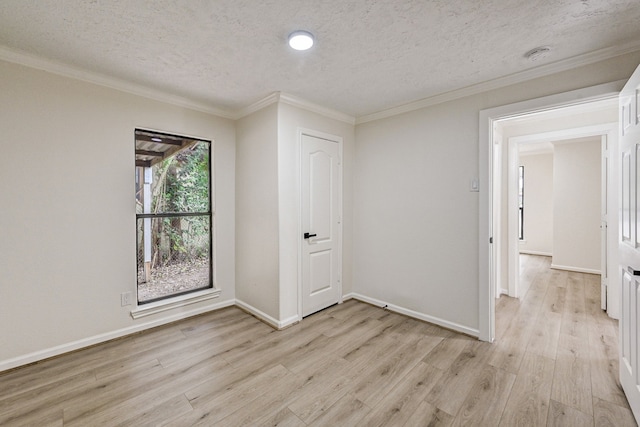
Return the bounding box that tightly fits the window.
[135,129,212,304]
[518,165,524,240]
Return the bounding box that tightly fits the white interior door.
[301,133,342,317]
[619,63,640,421]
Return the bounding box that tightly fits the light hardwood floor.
[0,254,636,426]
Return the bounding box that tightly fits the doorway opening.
[478,81,623,342]
[496,115,617,307]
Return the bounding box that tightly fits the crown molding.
[356,40,640,125]
[0,45,237,119]
[235,92,356,124]
[233,92,280,119]
[278,92,356,124]
[3,39,639,127]
[0,46,355,125]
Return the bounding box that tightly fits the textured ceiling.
[0,0,639,117]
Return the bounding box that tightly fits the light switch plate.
[121,292,132,306]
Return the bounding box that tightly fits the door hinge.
[489,237,493,244]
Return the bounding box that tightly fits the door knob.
[628,266,640,276]
[304,232,317,239]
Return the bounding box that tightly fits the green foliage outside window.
[150,142,210,266]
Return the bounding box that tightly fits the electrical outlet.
[121,292,132,306]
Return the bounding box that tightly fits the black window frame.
[135,129,213,305]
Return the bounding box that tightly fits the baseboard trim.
[0,298,235,373]
[341,292,355,301]
[2,292,481,372]
[234,299,300,330]
[519,250,553,257]
[350,293,479,337]
[279,314,302,329]
[551,264,601,275]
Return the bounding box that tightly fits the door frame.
[505,125,617,303]
[296,127,344,319]
[478,80,625,342]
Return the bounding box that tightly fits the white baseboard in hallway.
[349,292,479,337]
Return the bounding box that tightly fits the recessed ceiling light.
[151,137,162,142]
[288,30,314,51]
[524,46,551,62]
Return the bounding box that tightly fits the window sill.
[130,288,221,319]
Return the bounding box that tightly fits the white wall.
[354,100,482,331]
[354,51,640,334]
[552,137,602,272]
[235,104,280,320]
[519,152,553,256]
[0,60,236,368]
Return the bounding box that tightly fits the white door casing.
[480,81,624,342]
[493,126,503,298]
[300,132,342,317]
[601,135,609,310]
[619,63,640,422]
[507,137,520,298]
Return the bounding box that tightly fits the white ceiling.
[1,0,639,118]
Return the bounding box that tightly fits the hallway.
[494,254,635,425]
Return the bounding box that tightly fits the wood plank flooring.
[0,254,636,426]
